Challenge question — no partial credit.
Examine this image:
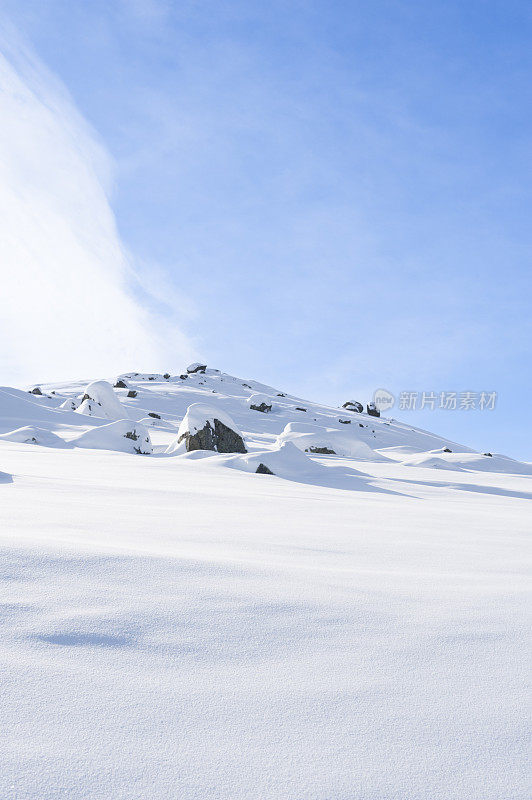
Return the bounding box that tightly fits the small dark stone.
[30,387,42,395]
[127,390,137,398]
[339,419,351,424]
[163,373,170,380]
[484,452,493,457]
[256,463,274,475]
[277,393,286,397]
[443,447,452,453]
[148,412,161,419]
[114,380,128,389]
[308,446,336,455]
[124,430,139,441]
[148,377,155,380]
[179,374,188,380]
[295,407,307,412]
[242,383,252,389]
[81,393,90,402]
[359,423,364,427]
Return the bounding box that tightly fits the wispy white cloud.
[0,25,194,385]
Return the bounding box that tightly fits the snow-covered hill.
[0,367,530,799]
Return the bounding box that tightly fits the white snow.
[0,367,530,799]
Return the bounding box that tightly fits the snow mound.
[402,449,532,475]
[277,422,388,460]
[59,396,81,411]
[401,453,466,471]
[0,425,69,448]
[75,380,126,420]
[221,440,323,479]
[71,420,152,454]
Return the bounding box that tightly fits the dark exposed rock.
[295,407,307,412]
[179,374,188,380]
[148,377,155,380]
[342,401,363,413]
[443,447,452,453]
[277,393,286,397]
[367,402,380,417]
[256,463,274,475]
[127,390,138,398]
[484,452,493,457]
[179,419,246,454]
[114,380,128,389]
[163,373,170,379]
[359,423,364,427]
[148,412,161,419]
[242,383,252,389]
[187,363,207,374]
[124,430,139,441]
[307,446,336,455]
[250,402,271,413]
[339,419,351,424]
[30,387,42,395]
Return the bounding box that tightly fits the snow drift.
[71,420,152,454]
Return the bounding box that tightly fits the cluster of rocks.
[342,400,380,418]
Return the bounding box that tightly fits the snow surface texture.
[0,368,530,799]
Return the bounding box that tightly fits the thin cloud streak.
[0,27,194,385]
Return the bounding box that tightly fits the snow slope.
[0,368,530,799]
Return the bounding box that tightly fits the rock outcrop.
[187,363,207,374]
[367,402,380,418]
[247,394,272,413]
[167,403,246,454]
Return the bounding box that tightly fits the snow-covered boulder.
[247,393,272,413]
[75,380,126,420]
[71,420,152,454]
[59,396,82,411]
[367,402,380,418]
[0,426,68,447]
[187,362,207,374]
[342,401,363,413]
[167,403,246,454]
[220,441,319,478]
[277,422,386,461]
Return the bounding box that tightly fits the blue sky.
[1,0,531,458]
